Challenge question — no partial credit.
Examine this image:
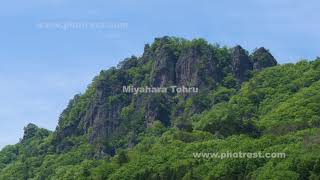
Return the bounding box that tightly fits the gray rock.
[231,45,252,82]
[251,47,277,71]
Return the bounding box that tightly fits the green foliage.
[1,38,320,179]
[196,59,320,137]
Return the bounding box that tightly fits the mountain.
[1,36,320,180]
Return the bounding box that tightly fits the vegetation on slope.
[1,37,320,180]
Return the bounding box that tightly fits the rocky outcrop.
[83,72,131,144]
[146,39,221,127]
[150,37,178,87]
[53,37,279,155]
[175,45,219,87]
[251,47,277,71]
[231,45,252,82]
[150,38,222,88]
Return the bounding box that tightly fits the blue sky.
[0,0,319,149]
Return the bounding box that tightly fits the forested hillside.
[1,37,320,180]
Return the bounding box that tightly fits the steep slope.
[53,37,277,155]
[2,37,320,179]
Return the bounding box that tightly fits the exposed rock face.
[53,37,279,155]
[150,38,222,88]
[54,69,132,152]
[251,47,277,71]
[87,97,127,144]
[150,37,178,87]
[146,39,221,127]
[231,45,252,82]
[175,48,196,86]
[83,72,131,144]
[176,45,219,87]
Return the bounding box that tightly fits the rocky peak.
[150,37,221,88]
[150,37,179,87]
[231,45,252,82]
[52,37,279,155]
[251,47,277,70]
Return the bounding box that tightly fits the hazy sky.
[0,0,319,149]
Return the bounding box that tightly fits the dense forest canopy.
[1,37,320,180]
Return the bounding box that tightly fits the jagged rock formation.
[5,37,320,180]
[231,45,251,82]
[53,37,278,154]
[149,37,223,88]
[230,46,278,82]
[150,37,178,87]
[251,47,278,70]
[175,43,221,87]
